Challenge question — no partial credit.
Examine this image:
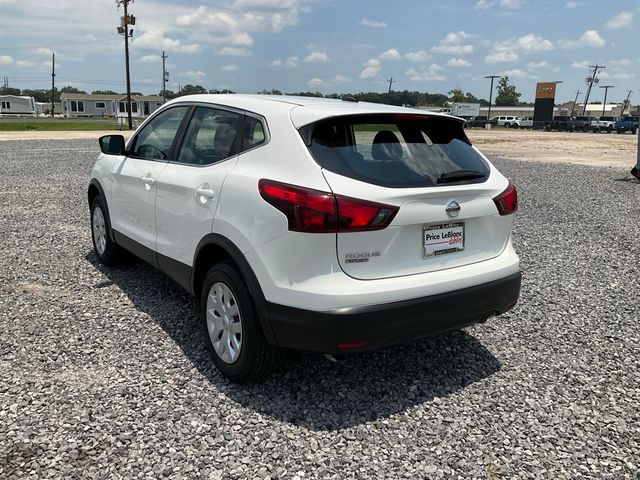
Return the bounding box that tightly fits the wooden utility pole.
[117,0,135,130]
[162,51,168,103]
[599,85,614,117]
[387,78,394,94]
[570,90,581,117]
[484,75,500,126]
[50,53,55,118]
[582,64,605,115]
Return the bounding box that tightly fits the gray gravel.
[0,139,639,479]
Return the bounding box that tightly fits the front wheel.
[201,262,278,382]
[91,196,123,265]
[632,127,638,135]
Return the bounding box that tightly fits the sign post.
[533,82,558,130]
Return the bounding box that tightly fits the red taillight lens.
[258,179,399,233]
[493,182,518,216]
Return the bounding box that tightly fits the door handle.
[196,186,215,200]
[141,174,156,186]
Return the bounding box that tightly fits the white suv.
[89,95,521,382]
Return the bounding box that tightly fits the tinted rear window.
[300,114,489,188]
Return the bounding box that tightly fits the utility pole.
[387,77,394,94]
[582,64,605,115]
[599,85,614,117]
[570,90,581,117]
[162,51,169,103]
[484,75,500,127]
[116,0,135,130]
[623,90,633,114]
[50,53,56,118]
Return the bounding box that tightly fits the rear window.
[300,114,489,188]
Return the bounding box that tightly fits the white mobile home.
[0,95,36,116]
[60,93,165,118]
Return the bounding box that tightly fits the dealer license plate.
[423,222,465,258]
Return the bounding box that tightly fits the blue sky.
[0,0,638,103]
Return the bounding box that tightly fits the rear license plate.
[423,222,465,258]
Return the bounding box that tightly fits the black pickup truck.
[568,116,596,132]
[545,116,572,131]
[464,116,489,128]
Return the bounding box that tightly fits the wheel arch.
[88,179,115,242]
[191,234,277,345]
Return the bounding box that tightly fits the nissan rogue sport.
[89,95,521,382]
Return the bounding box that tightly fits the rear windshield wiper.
[438,170,486,184]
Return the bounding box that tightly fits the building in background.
[60,93,165,118]
[0,95,36,116]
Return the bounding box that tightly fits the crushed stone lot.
[1,138,639,479]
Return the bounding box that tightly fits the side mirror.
[99,135,126,155]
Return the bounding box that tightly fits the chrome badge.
[446,200,461,218]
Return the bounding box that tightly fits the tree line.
[0,76,528,107]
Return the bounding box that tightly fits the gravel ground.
[0,139,638,479]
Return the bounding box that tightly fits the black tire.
[201,261,278,383]
[90,196,123,265]
[606,125,613,134]
[583,125,589,133]
[632,128,638,135]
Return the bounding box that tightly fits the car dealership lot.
[0,138,638,479]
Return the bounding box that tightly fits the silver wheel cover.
[92,207,107,255]
[206,282,243,364]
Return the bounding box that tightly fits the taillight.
[493,182,518,216]
[258,179,399,233]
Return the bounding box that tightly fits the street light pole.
[484,75,499,127]
[599,85,614,118]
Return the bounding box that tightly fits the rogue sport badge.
[446,200,461,218]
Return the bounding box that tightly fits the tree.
[0,87,22,96]
[463,92,490,106]
[92,90,118,95]
[448,88,465,103]
[179,84,207,96]
[21,89,51,103]
[495,76,521,106]
[59,86,87,94]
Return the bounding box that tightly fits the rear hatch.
[296,112,515,280]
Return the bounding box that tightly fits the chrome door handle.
[141,174,155,186]
[196,186,215,199]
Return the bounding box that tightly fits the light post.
[599,85,614,117]
[484,75,500,128]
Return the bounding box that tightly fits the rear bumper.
[267,272,521,354]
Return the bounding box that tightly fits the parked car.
[545,116,573,131]
[513,117,533,129]
[569,116,597,133]
[89,95,521,382]
[464,116,489,128]
[591,116,618,133]
[615,116,639,134]
[489,115,518,128]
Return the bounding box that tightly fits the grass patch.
[0,122,121,132]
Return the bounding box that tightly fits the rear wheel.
[632,127,638,135]
[606,125,613,134]
[90,196,123,265]
[201,262,278,382]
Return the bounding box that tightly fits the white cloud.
[0,55,14,65]
[333,75,352,83]
[447,58,472,67]
[269,59,282,67]
[572,61,590,69]
[527,61,549,69]
[500,69,526,78]
[500,0,525,8]
[560,30,606,49]
[134,31,201,54]
[140,55,161,64]
[178,70,206,80]
[431,31,474,55]
[286,56,299,67]
[474,0,493,10]
[219,47,252,56]
[360,18,387,28]
[379,49,402,60]
[485,51,519,64]
[494,34,554,54]
[303,51,329,63]
[406,64,445,82]
[359,58,381,79]
[308,77,325,88]
[405,50,431,62]
[604,12,633,29]
[221,64,239,72]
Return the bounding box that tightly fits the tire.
[632,128,638,135]
[607,125,613,134]
[201,261,278,382]
[504,123,510,128]
[583,126,589,133]
[90,196,123,265]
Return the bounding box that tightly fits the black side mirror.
[99,135,126,155]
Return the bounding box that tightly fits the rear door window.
[301,114,490,188]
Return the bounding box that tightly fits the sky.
[0,0,638,103]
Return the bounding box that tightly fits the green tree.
[21,89,51,103]
[92,90,118,95]
[0,87,22,96]
[494,76,521,106]
[448,88,466,103]
[179,84,207,96]
[59,86,87,94]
